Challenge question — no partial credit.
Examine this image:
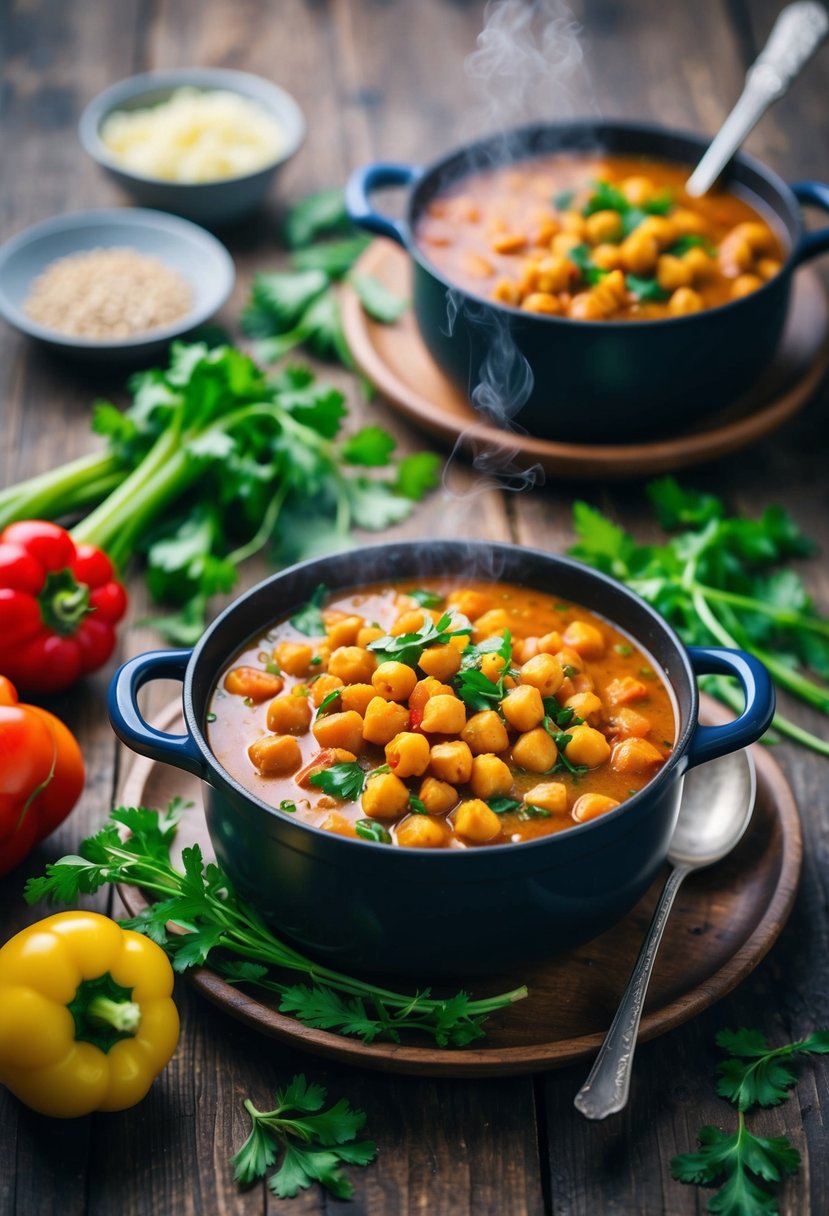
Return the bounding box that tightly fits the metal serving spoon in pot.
[686,1,828,198]
[573,747,756,1121]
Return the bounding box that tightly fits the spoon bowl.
[574,747,757,1120]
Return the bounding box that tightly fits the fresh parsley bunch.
[232,1074,376,1200]
[672,1027,829,1214]
[569,477,829,755]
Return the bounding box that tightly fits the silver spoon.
[573,747,757,1120]
[686,1,828,198]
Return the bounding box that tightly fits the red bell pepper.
[0,676,85,875]
[0,521,127,695]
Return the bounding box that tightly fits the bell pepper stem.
[86,994,142,1034]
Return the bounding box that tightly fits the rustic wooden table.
[2,1,828,1212]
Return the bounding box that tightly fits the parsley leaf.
[487,797,551,820]
[672,1116,800,1215]
[231,1075,377,1201]
[669,233,717,257]
[282,189,353,248]
[454,632,513,710]
[315,689,342,717]
[340,424,397,467]
[715,1028,829,1110]
[351,273,408,323]
[625,273,669,302]
[291,584,328,635]
[369,611,469,668]
[355,819,393,843]
[568,242,609,285]
[308,762,367,800]
[408,588,445,609]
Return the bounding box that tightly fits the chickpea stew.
[207,579,676,849]
[415,155,785,321]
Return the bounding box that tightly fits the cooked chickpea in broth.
[208,580,676,848]
[415,155,785,321]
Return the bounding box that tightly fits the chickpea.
[266,694,312,735]
[470,753,513,800]
[563,691,604,726]
[668,286,704,315]
[621,175,654,206]
[386,731,431,778]
[421,693,467,735]
[418,643,461,681]
[757,258,782,281]
[500,684,545,732]
[657,253,694,292]
[563,724,611,768]
[248,734,302,776]
[611,737,665,774]
[392,608,437,636]
[719,234,753,277]
[453,799,503,844]
[362,771,410,820]
[521,292,563,315]
[396,816,451,849]
[731,221,777,256]
[362,696,410,746]
[561,211,587,238]
[683,246,714,281]
[430,740,474,784]
[471,608,511,641]
[535,254,573,293]
[591,269,628,316]
[585,209,623,245]
[328,645,377,685]
[313,710,365,755]
[520,652,564,697]
[340,682,377,716]
[562,620,605,659]
[511,727,557,773]
[447,588,491,620]
[372,660,418,702]
[224,667,284,701]
[591,243,624,271]
[537,630,563,654]
[572,793,620,822]
[619,231,660,276]
[551,232,581,257]
[409,677,454,720]
[356,625,385,648]
[309,674,344,707]
[461,710,509,756]
[568,292,606,321]
[731,273,763,299]
[671,208,708,236]
[524,782,568,814]
[636,215,677,248]
[418,776,458,816]
[491,279,522,306]
[273,641,314,677]
[491,231,528,255]
[461,251,495,279]
[480,652,508,683]
[325,613,364,649]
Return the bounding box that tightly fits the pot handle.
[791,181,829,264]
[108,649,205,777]
[685,646,775,769]
[345,162,423,246]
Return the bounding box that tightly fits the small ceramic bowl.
[108,540,775,977]
[79,68,306,226]
[0,207,235,363]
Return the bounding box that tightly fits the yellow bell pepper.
[0,910,179,1118]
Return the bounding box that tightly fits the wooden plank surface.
[1,0,828,1213]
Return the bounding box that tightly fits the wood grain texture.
[1,0,828,1212]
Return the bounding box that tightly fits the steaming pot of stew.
[109,541,774,975]
[346,121,829,442]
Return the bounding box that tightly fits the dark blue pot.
[346,122,829,443]
[109,542,774,976]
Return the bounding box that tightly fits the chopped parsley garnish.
[625,273,670,302]
[355,819,392,843]
[553,188,576,210]
[279,800,298,814]
[542,696,582,730]
[541,719,588,775]
[614,643,633,656]
[407,588,445,609]
[668,233,716,257]
[368,611,468,668]
[568,242,608,286]
[487,796,551,821]
[454,632,514,710]
[581,179,673,239]
[308,762,366,800]
[408,796,428,815]
[264,659,281,675]
[291,584,328,636]
[315,689,342,717]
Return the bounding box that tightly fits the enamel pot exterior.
[345,122,829,443]
[109,542,774,977]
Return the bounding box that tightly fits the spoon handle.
[686,1,829,197]
[573,863,691,1120]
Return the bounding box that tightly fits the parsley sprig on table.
[231,1074,376,1200]
[569,477,829,755]
[671,1027,829,1214]
[24,801,527,1047]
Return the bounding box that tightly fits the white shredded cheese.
[100,87,285,183]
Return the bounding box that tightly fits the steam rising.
[439,0,595,500]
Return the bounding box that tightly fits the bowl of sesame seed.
[0,207,235,363]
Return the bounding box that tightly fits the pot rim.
[179,539,699,862]
[403,118,802,330]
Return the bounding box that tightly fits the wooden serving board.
[118,696,801,1077]
[340,242,829,480]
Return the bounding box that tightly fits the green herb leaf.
[351,273,408,323]
[671,1115,800,1216]
[395,452,442,500]
[625,273,670,302]
[355,819,392,843]
[242,269,330,336]
[408,588,445,608]
[669,233,716,257]
[291,584,328,635]
[715,1028,829,1110]
[369,611,469,668]
[408,797,428,815]
[315,689,342,718]
[553,188,575,210]
[340,425,397,467]
[309,762,366,800]
[283,189,352,248]
[292,235,371,279]
[568,243,608,286]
